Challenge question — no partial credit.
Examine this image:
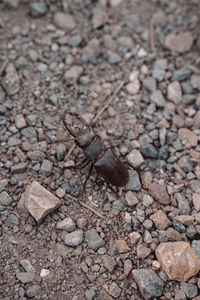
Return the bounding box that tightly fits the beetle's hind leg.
[80,162,94,195]
[76,157,90,169]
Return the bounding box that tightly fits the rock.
[24,181,61,222]
[140,144,158,158]
[175,193,191,215]
[29,2,47,17]
[0,179,8,193]
[64,230,83,247]
[129,231,141,244]
[27,150,45,161]
[127,149,144,168]
[181,283,198,298]
[148,183,171,205]
[125,191,139,207]
[1,62,20,95]
[174,215,194,226]
[143,77,156,92]
[150,90,166,107]
[193,193,200,211]
[109,0,123,7]
[167,81,182,104]
[193,111,200,129]
[102,255,117,272]
[0,191,13,206]
[16,272,35,283]
[164,228,182,241]
[126,170,141,191]
[53,12,76,31]
[15,114,27,129]
[165,32,194,53]
[15,56,28,70]
[25,285,41,298]
[114,239,130,253]
[4,0,19,9]
[92,8,107,29]
[132,269,164,300]
[56,144,66,161]
[57,217,76,232]
[11,162,28,174]
[141,171,152,189]
[136,244,151,259]
[67,35,83,47]
[40,159,53,176]
[40,269,50,277]
[64,66,83,85]
[126,80,140,95]
[82,38,100,61]
[190,180,200,194]
[124,259,132,276]
[150,210,171,230]
[172,67,192,82]
[178,128,198,148]
[85,229,105,250]
[20,259,36,273]
[108,282,121,298]
[191,240,200,259]
[107,52,121,64]
[4,214,19,227]
[155,242,200,281]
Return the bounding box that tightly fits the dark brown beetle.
[63,113,129,188]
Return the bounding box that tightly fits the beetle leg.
[76,157,90,169]
[70,113,89,129]
[81,162,94,195]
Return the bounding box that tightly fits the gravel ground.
[0,0,200,299]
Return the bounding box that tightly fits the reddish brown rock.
[136,244,151,259]
[178,128,198,148]
[155,242,200,282]
[148,183,171,205]
[164,228,182,241]
[150,210,171,230]
[24,181,61,222]
[174,215,194,225]
[114,239,130,253]
[193,193,200,211]
[165,32,194,53]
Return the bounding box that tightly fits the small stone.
[126,170,141,191]
[178,128,198,147]
[102,255,117,272]
[24,181,61,222]
[108,282,121,298]
[67,34,83,47]
[143,77,156,92]
[150,210,171,230]
[132,269,164,299]
[174,215,194,226]
[92,8,107,29]
[64,66,83,85]
[126,80,140,95]
[15,114,27,129]
[82,38,100,62]
[8,137,21,147]
[37,62,48,73]
[11,162,27,174]
[150,90,166,107]
[114,239,130,253]
[40,159,53,176]
[178,156,194,172]
[172,67,192,81]
[29,2,47,17]
[16,272,35,283]
[0,191,13,206]
[109,0,123,7]
[21,127,37,139]
[155,242,200,281]
[141,171,152,189]
[20,259,35,273]
[152,69,165,82]
[164,228,182,241]
[27,150,45,161]
[2,62,20,95]
[137,48,147,58]
[79,76,90,85]
[181,283,198,298]
[136,244,151,259]
[107,52,121,64]
[4,214,19,227]
[40,269,50,277]
[53,12,75,31]
[124,259,132,276]
[57,217,75,232]
[125,191,139,207]
[26,285,41,298]
[140,144,158,158]
[191,240,200,259]
[85,229,105,250]
[56,144,66,161]
[129,231,141,244]
[127,149,144,168]
[167,81,182,104]
[165,32,194,53]
[191,180,200,194]
[64,230,83,247]
[193,193,200,211]
[148,183,171,205]
[175,193,191,215]
[193,111,200,129]
[15,56,28,70]
[0,179,8,192]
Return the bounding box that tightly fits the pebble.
[23,181,61,222]
[64,230,83,247]
[108,282,121,298]
[40,159,53,176]
[15,114,27,129]
[181,283,198,298]
[140,144,158,158]
[150,210,171,230]
[92,8,107,29]
[165,32,194,53]
[178,128,198,147]
[191,240,200,259]
[126,170,141,191]
[174,215,194,226]
[29,2,47,17]
[16,272,35,283]
[40,269,50,277]
[125,191,139,207]
[172,67,192,82]
[126,80,140,95]
[127,149,144,168]
[102,255,117,272]
[150,90,166,107]
[0,191,13,206]
[53,12,76,31]
[107,52,121,64]
[155,242,200,281]
[1,62,20,95]
[15,56,28,70]
[193,193,200,211]
[4,214,19,227]
[67,35,83,47]
[85,229,105,250]
[20,259,35,273]
[132,269,164,299]
[175,193,191,215]
[114,239,130,253]
[167,81,182,104]
[0,179,8,192]
[25,285,41,298]
[64,66,83,85]
[143,77,156,92]
[11,162,28,174]
[56,143,66,161]
[57,217,76,232]
[148,183,171,205]
[136,244,151,259]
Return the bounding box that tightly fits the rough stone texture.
[56,217,76,232]
[85,229,105,250]
[178,128,198,147]
[148,183,171,205]
[132,269,164,300]
[114,239,130,253]
[53,12,75,31]
[64,230,83,247]
[150,210,171,230]
[24,181,61,222]
[127,149,144,168]
[165,32,194,53]
[155,242,200,281]
[167,81,182,104]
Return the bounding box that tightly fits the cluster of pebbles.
[0,0,200,299]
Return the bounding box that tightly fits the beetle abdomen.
[94,148,129,187]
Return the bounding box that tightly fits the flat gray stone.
[64,230,83,247]
[85,229,105,250]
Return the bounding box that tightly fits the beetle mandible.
[63,112,129,188]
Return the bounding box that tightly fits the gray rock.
[79,76,90,85]
[158,145,169,160]
[107,52,121,64]
[57,217,75,232]
[191,240,200,259]
[172,67,192,81]
[85,229,105,250]
[64,230,83,247]
[0,17,5,28]
[132,269,164,299]
[16,272,35,283]
[67,35,83,47]
[152,69,165,82]
[143,77,156,92]
[181,283,198,298]
[29,2,47,17]
[56,144,66,161]
[37,62,48,73]
[20,259,36,273]
[186,225,197,238]
[175,193,191,215]
[2,63,20,96]
[141,144,158,158]
[0,191,13,206]
[7,137,21,146]
[150,90,166,107]
[40,159,53,176]
[21,127,37,139]
[0,179,8,192]
[178,156,194,172]
[174,289,186,300]
[26,284,41,298]
[108,282,121,298]
[4,214,19,227]
[49,94,58,106]
[15,56,28,70]
[183,94,196,105]
[11,162,27,174]
[173,220,185,233]
[126,170,141,191]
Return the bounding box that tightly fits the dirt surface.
[0,0,200,299]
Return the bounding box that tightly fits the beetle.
[63,112,129,190]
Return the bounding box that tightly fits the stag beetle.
[63,113,129,189]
